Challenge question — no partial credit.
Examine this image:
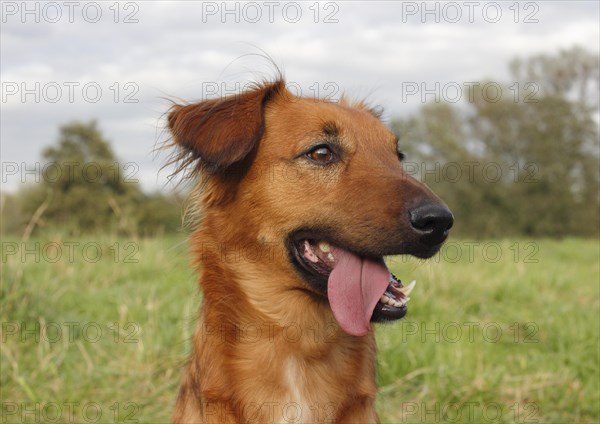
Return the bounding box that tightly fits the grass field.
[1,235,598,423]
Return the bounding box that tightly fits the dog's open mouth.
[291,238,417,337]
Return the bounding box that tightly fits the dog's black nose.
[409,203,454,245]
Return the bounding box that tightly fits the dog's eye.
[307,145,336,164]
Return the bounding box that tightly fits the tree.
[16,121,181,236]
[391,47,599,238]
[470,47,599,236]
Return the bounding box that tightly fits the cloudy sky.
[1,1,598,192]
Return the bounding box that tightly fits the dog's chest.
[282,358,312,422]
[281,357,338,423]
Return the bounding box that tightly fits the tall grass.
[377,238,599,423]
[1,236,598,423]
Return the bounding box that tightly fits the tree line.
[391,46,598,238]
[2,47,598,238]
[1,121,182,237]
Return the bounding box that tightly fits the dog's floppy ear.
[168,81,284,171]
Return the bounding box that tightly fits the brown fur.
[167,80,445,423]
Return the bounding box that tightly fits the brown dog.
[167,79,453,423]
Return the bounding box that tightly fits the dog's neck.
[176,232,380,423]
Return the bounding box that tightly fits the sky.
[1,0,599,193]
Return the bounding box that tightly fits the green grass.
[377,239,599,423]
[1,236,598,423]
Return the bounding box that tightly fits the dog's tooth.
[303,240,319,263]
[327,253,335,261]
[400,280,417,296]
[303,240,312,253]
[381,295,390,303]
[319,241,330,252]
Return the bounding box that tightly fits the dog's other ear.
[168,81,284,171]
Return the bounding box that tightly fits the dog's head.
[168,80,453,336]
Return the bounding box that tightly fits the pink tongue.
[327,246,391,336]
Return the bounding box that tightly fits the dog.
[167,79,453,423]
